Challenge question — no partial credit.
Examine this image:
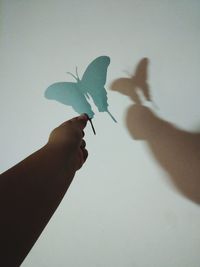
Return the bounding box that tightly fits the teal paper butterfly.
[45,56,116,124]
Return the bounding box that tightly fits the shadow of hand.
[126,105,158,140]
[127,104,200,204]
[111,57,200,204]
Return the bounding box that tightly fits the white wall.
[1,1,200,266]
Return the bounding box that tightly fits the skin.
[0,114,89,267]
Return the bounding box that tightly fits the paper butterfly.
[45,56,117,125]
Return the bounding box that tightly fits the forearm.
[0,144,76,266]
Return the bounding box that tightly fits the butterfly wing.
[111,77,142,105]
[111,78,135,96]
[134,58,151,101]
[80,56,116,121]
[45,82,94,118]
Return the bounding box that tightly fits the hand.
[48,114,89,172]
[0,114,89,266]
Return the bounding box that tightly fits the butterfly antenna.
[89,118,96,135]
[107,110,117,123]
[66,72,78,81]
[75,66,80,80]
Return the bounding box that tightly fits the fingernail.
[78,113,89,120]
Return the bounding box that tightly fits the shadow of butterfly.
[45,56,117,123]
[111,57,157,107]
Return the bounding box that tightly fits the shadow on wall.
[111,58,200,204]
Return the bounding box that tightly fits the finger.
[61,114,89,127]
[80,139,86,149]
[81,148,88,163]
[76,147,88,170]
[70,114,89,122]
[71,114,89,130]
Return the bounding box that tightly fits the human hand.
[48,114,89,172]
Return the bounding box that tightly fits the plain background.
[1,1,200,266]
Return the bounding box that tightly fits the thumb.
[70,114,89,130]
